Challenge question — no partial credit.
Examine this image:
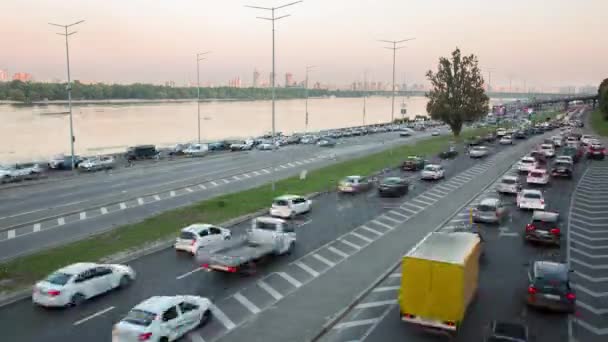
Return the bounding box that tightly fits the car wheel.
[289,211,296,219]
[286,241,295,255]
[199,310,212,327]
[119,275,132,288]
[69,293,86,307]
[159,338,169,342]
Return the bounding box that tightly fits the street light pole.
[196,52,210,144]
[305,65,316,132]
[49,20,84,171]
[379,38,415,124]
[246,1,302,191]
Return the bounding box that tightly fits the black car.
[439,147,458,159]
[484,321,529,342]
[526,261,575,313]
[525,211,561,246]
[484,133,497,142]
[551,161,573,178]
[467,136,484,146]
[514,131,527,139]
[377,177,409,197]
[126,145,158,160]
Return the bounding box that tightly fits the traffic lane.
[0,139,466,342]
[362,161,581,342]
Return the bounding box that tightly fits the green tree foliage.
[599,78,608,118]
[426,47,489,136]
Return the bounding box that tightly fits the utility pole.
[196,51,210,144]
[378,38,415,124]
[246,0,302,191]
[305,65,316,132]
[363,70,368,126]
[49,20,85,171]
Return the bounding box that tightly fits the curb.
[0,191,326,308]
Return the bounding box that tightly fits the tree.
[426,47,489,136]
[599,78,608,119]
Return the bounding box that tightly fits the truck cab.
[248,217,296,255]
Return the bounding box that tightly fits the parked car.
[555,155,573,164]
[300,135,319,144]
[207,141,229,151]
[525,210,561,246]
[112,295,212,341]
[230,140,254,151]
[79,156,115,172]
[0,165,20,183]
[517,156,538,173]
[399,129,413,137]
[484,321,529,342]
[168,144,189,156]
[526,261,575,313]
[378,177,409,197]
[472,198,507,224]
[184,144,209,157]
[401,156,426,171]
[527,168,550,185]
[32,262,135,307]
[338,175,373,193]
[497,128,507,137]
[517,189,545,210]
[256,142,274,150]
[318,138,337,147]
[174,224,231,255]
[270,194,312,219]
[587,142,606,160]
[499,135,513,145]
[551,160,573,178]
[469,146,490,158]
[126,145,158,160]
[421,164,445,180]
[49,154,83,170]
[496,175,521,194]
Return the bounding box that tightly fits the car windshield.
[534,276,568,292]
[501,178,517,184]
[477,204,497,212]
[524,192,541,199]
[273,199,289,206]
[521,159,534,164]
[179,231,196,240]
[555,162,570,168]
[45,272,73,286]
[123,309,157,327]
[343,177,359,183]
[532,219,557,230]
[530,172,544,177]
[255,221,279,231]
[424,166,437,171]
[382,178,402,185]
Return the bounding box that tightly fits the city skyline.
[0,0,606,90]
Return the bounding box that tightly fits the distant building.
[0,69,8,82]
[558,86,576,94]
[285,73,294,87]
[578,85,597,95]
[253,69,260,88]
[165,80,176,87]
[12,72,32,82]
[228,77,242,88]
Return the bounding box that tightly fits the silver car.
[472,198,507,224]
[469,146,490,158]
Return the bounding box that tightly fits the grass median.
[590,109,608,137]
[0,128,490,293]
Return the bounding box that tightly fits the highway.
[0,130,436,260]
[0,129,549,342]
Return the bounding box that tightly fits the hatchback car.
[420,164,445,180]
[526,261,575,313]
[174,224,231,255]
[517,189,545,210]
[527,169,550,185]
[551,136,563,147]
[33,262,135,307]
[484,321,529,342]
[587,143,605,160]
[270,194,312,218]
[472,198,507,224]
[540,144,555,158]
[551,160,573,178]
[525,211,561,246]
[401,156,426,171]
[112,295,212,342]
[377,177,409,197]
[469,146,490,158]
[496,175,521,194]
[338,175,373,193]
[499,135,513,145]
[517,156,538,173]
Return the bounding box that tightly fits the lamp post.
[49,20,85,170]
[305,65,316,132]
[378,38,415,124]
[196,51,210,144]
[246,0,302,191]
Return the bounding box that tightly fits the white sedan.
[174,224,231,255]
[527,169,550,185]
[270,194,312,219]
[79,156,115,171]
[184,144,209,157]
[421,164,445,180]
[517,156,538,172]
[33,262,135,307]
[112,295,212,342]
[540,144,555,158]
[499,135,513,145]
[517,189,545,210]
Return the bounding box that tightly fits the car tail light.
[550,228,560,235]
[528,286,537,295]
[526,224,536,231]
[444,321,456,327]
[201,263,209,269]
[190,240,197,246]
[566,293,576,301]
[47,290,61,296]
[138,332,153,341]
[402,313,416,319]
[540,199,545,205]
[226,266,238,273]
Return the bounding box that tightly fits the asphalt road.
[0,130,437,260]
[0,130,520,342]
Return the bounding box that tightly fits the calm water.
[0,96,511,163]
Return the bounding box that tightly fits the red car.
[587,143,606,160]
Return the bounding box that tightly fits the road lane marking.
[355,299,397,309]
[80,212,87,220]
[419,194,439,202]
[339,239,362,250]
[57,217,65,226]
[350,232,373,243]
[437,184,456,191]
[258,280,283,300]
[426,190,446,197]
[33,223,41,232]
[253,171,261,176]
[288,163,296,167]
[189,332,206,342]
[210,304,236,330]
[7,230,15,239]
[397,206,418,215]
[211,181,219,186]
[73,306,115,326]
[295,261,320,277]
[570,238,608,249]
[412,198,433,206]
[570,247,608,259]
[199,184,207,190]
[153,195,161,201]
[570,231,608,241]
[119,202,127,210]
[280,165,288,169]
[379,215,400,224]
[233,292,261,314]
[262,169,271,174]
[453,175,472,182]
[233,175,241,181]
[276,272,303,287]
[222,179,230,184]
[570,258,608,269]
[328,246,349,258]
[137,197,144,205]
[360,225,383,236]
[388,211,408,219]
[366,192,376,198]
[294,161,303,165]
[402,202,423,210]
[100,207,108,215]
[388,273,401,278]
[333,318,379,330]
[176,267,203,280]
[170,190,176,197]
[372,286,400,293]
[576,300,608,315]
[298,219,312,227]
[243,173,251,178]
[313,253,336,267]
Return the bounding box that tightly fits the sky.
[1,0,606,89]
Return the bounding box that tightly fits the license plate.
[544,294,560,300]
[536,231,548,236]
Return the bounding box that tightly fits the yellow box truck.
[399,231,481,333]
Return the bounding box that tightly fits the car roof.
[529,168,546,173]
[532,210,559,222]
[57,262,98,274]
[182,223,213,233]
[541,144,553,147]
[521,156,535,161]
[133,296,180,313]
[479,198,500,206]
[522,189,542,195]
[425,164,441,168]
[533,261,568,280]
[491,321,528,340]
[407,232,480,264]
[274,194,300,201]
[502,175,518,181]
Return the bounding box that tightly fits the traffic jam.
[13,108,606,342]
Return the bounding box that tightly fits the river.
[0,96,512,163]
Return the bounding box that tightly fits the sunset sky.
[1,0,606,89]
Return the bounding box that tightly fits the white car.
[517,156,538,172]
[112,295,211,342]
[499,135,513,145]
[469,146,490,158]
[270,194,312,219]
[79,156,115,171]
[184,144,209,157]
[174,224,231,255]
[257,142,274,150]
[496,175,521,194]
[556,155,574,164]
[0,165,20,183]
[527,168,550,185]
[421,164,445,180]
[540,144,555,158]
[32,262,135,307]
[551,136,563,147]
[431,130,440,136]
[497,129,506,137]
[581,135,595,145]
[517,189,545,210]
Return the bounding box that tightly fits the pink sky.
[1,0,606,89]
